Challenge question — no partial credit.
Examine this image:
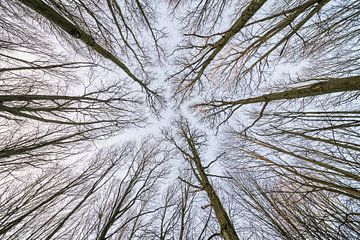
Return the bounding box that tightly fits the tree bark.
[178,123,240,240]
[200,76,360,108]
[18,0,154,94]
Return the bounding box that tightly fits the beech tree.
[0,139,168,240]
[170,0,359,101]
[145,176,220,240]
[195,75,360,124]
[164,118,239,240]
[14,0,164,104]
[1,0,149,176]
[220,111,360,238]
[226,168,360,239]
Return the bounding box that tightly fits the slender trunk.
[193,156,239,240]
[200,76,360,108]
[18,0,153,94]
[184,134,239,240]
[193,0,267,81]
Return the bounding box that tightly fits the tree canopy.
[0,0,359,239]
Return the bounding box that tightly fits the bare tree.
[194,75,360,124]
[0,138,169,240]
[0,67,145,174]
[0,0,151,175]
[164,118,239,240]
[226,170,360,239]
[14,0,165,105]
[144,168,225,240]
[220,111,360,238]
[169,0,359,111]
[93,139,168,240]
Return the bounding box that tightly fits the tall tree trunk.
[198,75,360,108]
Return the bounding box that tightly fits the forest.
[0,0,359,239]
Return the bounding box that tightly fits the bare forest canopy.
[0,0,359,239]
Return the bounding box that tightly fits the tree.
[1,0,148,176]
[0,138,168,240]
[145,176,218,240]
[194,75,360,124]
[226,168,360,239]
[16,0,164,105]
[164,118,239,240]
[220,113,360,238]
